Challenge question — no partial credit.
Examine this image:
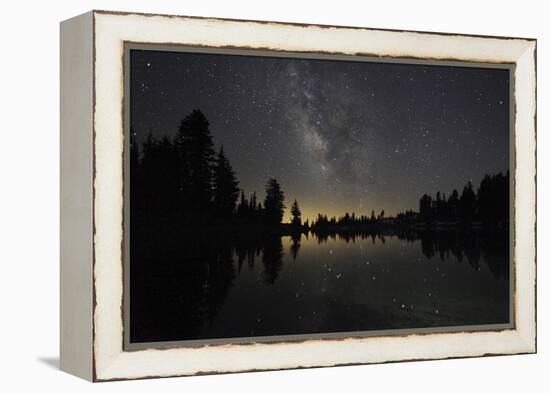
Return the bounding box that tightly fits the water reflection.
[130,229,509,343]
[290,234,301,260]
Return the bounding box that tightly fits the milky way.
[130,49,510,222]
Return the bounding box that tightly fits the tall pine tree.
[290,199,302,227]
[212,146,240,220]
[175,109,215,221]
[263,178,285,225]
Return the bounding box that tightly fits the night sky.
[130,49,510,222]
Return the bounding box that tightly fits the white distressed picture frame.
[60,10,536,382]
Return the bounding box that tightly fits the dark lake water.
[129,230,510,344]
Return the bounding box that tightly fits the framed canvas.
[60,10,537,381]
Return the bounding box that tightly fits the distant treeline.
[312,209,387,231]
[131,109,509,235]
[418,172,509,225]
[311,172,509,231]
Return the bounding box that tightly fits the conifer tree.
[290,199,302,227]
[212,146,240,219]
[174,109,215,218]
[263,178,285,225]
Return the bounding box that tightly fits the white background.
[0,0,546,391]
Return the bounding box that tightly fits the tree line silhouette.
[131,109,286,235]
[307,172,508,234]
[418,172,509,225]
[131,109,510,238]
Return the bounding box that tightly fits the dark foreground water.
[130,230,510,344]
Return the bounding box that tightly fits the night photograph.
[127,48,511,344]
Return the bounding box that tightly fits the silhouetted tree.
[290,199,302,227]
[212,146,240,220]
[440,192,448,220]
[139,133,180,228]
[434,191,442,218]
[477,171,509,224]
[263,178,285,225]
[419,194,433,223]
[250,192,258,211]
[237,190,248,218]
[459,181,476,222]
[174,109,215,220]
